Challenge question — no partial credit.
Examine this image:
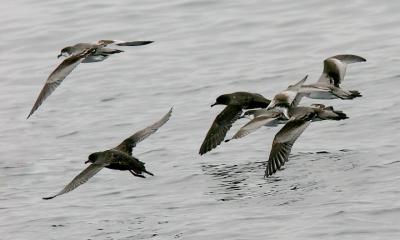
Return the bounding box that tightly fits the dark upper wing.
[330,54,366,64]
[97,40,153,47]
[43,163,105,200]
[27,48,96,118]
[114,108,173,155]
[265,117,312,177]
[318,54,366,87]
[199,105,243,155]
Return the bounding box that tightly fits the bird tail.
[349,90,362,98]
[331,110,348,120]
[332,88,362,99]
[317,107,348,120]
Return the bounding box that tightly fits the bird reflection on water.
[201,150,353,202]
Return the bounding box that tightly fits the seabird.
[27,39,153,119]
[199,92,270,155]
[222,75,308,142]
[225,110,284,141]
[266,75,309,114]
[43,108,172,200]
[298,54,366,100]
[264,103,347,177]
[228,103,347,142]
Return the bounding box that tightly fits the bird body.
[211,92,270,108]
[298,54,365,100]
[43,108,172,200]
[264,104,347,177]
[27,39,153,118]
[199,92,270,155]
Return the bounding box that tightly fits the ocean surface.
[1,0,400,239]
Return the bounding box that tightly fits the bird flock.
[27,39,365,199]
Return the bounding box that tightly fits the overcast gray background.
[1,0,400,239]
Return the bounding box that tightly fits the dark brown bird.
[43,108,172,200]
[199,92,270,155]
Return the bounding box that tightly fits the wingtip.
[27,109,35,119]
[116,41,154,46]
[42,196,55,200]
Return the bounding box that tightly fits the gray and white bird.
[227,74,345,141]
[223,76,348,177]
[27,40,153,118]
[228,104,346,142]
[266,75,309,115]
[222,75,308,142]
[43,108,172,200]
[264,103,347,177]
[298,54,366,100]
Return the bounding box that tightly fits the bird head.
[211,94,230,107]
[58,46,72,58]
[85,152,101,164]
[267,94,290,119]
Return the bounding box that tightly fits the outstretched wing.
[97,40,153,47]
[199,105,243,155]
[265,117,312,177]
[330,54,366,64]
[286,75,308,106]
[318,54,366,87]
[227,113,281,141]
[27,48,96,118]
[43,163,105,200]
[114,108,173,155]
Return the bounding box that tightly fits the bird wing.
[286,75,308,106]
[114,108,173,155]
[228,113,281,141]
[27,48,96,118]
[199,105,243,155]
[265,117,312,177]
[317,54,366,87]
[43,163,105,200]
[97,40,153,47]
[330,54,366,64]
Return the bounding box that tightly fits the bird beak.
[210,102,217,107]
[57,53,62,58]
[85,160,89,164]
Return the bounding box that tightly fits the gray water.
[1,0,400,239]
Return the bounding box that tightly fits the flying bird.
[199,92,270,155]
[43,108,172,200]
[27,39,153,118]
[264,104,347,177]
[227,104,346,142]
[298,54,366,100]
